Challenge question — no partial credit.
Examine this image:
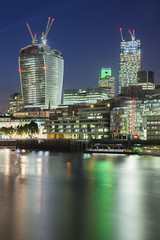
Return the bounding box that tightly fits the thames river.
[0,149,160,240]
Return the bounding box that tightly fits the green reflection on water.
[82,155,115,239]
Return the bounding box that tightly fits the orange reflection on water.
[66,162,72,178]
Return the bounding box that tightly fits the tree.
[0,121,39,138]
[0,126,14,137]
[27,121,39,137]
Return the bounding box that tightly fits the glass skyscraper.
[118,39,142,94]
[19,44,64,109]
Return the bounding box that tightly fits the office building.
[137,70,155,90]
[118,29,142,94]
[45,103,110,140]
[147,115,160,140]
[19,44,64,109]
[110,97,160,140]
[110,98,137,140]
[63,89,87,105]
[99,67,115,97]
[63,88,109,105]
[86,88,109,103]
[19,19,64,110]
[12,107,50,119]
[8,93,24,114]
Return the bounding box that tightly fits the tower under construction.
[19,18,64,109]
[118,28,142,94]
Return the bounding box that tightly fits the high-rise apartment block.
[118,29,142,94]
[99,68,115,97]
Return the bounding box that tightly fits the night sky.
[0,0,159,110]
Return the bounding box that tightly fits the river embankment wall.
[0,139,87,152]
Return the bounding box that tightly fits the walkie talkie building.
[118,29,142,94]
[19,44,64,109]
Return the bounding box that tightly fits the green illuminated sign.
[100,68,112,78]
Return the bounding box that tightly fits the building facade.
[147,115,160,140]
[8,93,23,114]
[137,70,155,90]
[63,88,109,105]
[99,68,115,97]
[44,104,110,140]
[110,98,138,140]
[12,107,50,119]
[110,98,160,140]
[19,45,64,109]
[118,38,142,94]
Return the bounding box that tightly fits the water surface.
[0,149,160,240]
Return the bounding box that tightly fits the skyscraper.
[99,67,115,97]
[118,29,142,94]
[19,19,64,109]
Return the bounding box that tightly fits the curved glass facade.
[19,45,64,109]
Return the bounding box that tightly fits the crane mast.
[120,28,125,42]
[128,29,135,41]
[41,17,54,45]
[26,23,37,45]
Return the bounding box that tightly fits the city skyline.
[0,0,159,110]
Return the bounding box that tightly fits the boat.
[84,143,131,154]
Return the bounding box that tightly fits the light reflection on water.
[0,149,160,240]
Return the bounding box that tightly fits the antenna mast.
[26,23,37,45]
[41,17,54,45]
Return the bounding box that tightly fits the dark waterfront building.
[19,44,64,109]
[121,85,160,99]
[121,85,142,98]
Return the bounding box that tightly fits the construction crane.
[41,17,54,45]
[128,29,135,41]
[26,23,37,45]
[120,27,125,42]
